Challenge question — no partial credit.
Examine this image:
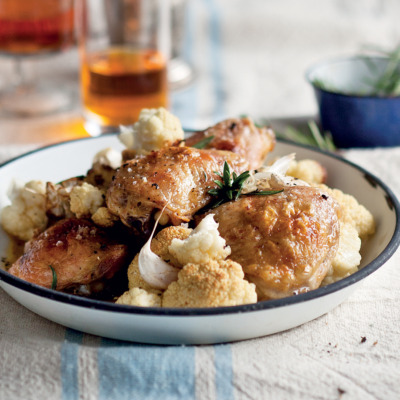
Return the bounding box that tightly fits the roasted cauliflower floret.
[119,107,184,154]
[162,260,257,308]
[116,287,161,307]
[46,177,83,219]
[149,225,193,267]
[318,184,375,285]
[323,222,361,285]
[319,184,375,239]
[127,225,192,291]
[332,222,361,274]
[91,207,119,227]
[169,214,231,265]
[287,159,327,185]
[92,147,122,170]
[1,180,48,241]
[85,163,117,192]
[70,182,105,218]
[84,147,122,191]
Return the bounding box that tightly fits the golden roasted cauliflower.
[319,184,375,239]
[91,207,119,227]
[287,159,327,185]
[162,260,257,308]
[318,184,375,284]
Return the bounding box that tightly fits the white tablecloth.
[1,1,400,399]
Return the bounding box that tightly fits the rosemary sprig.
[361,43,400,96]
[252,190,285,195]
[49,265,57,290]
[191,135,215,149]
[245,114,336,152]
[208,162,282,207]
[275,121,336,152]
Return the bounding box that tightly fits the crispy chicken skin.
[106,146,249,234]
[8,218,129,290]
[184,117,275,169]
[209,187,340,300]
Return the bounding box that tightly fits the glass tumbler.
[0,0,75,116]
[76,0,171,136]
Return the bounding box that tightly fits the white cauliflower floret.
[46,178,83,219]
[319,184,375,239]
[1,180,48,241]
[286,159,327,185]
[319,185,375,285]
[70,182,105,218]
[162,260,257,308]
[328,222,361,281]
[169,214,231,266]
[91,206,119,227]
[92,147,122,169]
[116,287,161,307]
[119,107,184,154]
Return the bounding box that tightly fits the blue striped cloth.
[60,329,233,400]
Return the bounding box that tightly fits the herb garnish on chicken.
[208,161,283,208]
[191,135,215,149]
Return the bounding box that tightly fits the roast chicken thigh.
[185,117,275,170]
[106,146,249,235]
[9,218,130,291]
[209,186,340,300]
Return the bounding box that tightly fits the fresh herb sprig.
[208,162,282,208]
[191,135,215,149]
[311,78,339,93]
[246,114,336,152]
[49,265,57,290]
[362,43,400,96]
[275,121,336,152]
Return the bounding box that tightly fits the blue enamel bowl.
[306,56,400,148]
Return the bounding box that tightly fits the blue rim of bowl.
[305,55,400,100]
[0,135,399,317]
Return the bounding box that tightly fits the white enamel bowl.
[0,136,399,345]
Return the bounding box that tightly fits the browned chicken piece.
[184,117,276,169]
[209,186,340,300]
[106,146,249,235]
[8,218,130,291]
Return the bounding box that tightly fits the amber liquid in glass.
[81,47,168,127]
[0,0,74,55]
